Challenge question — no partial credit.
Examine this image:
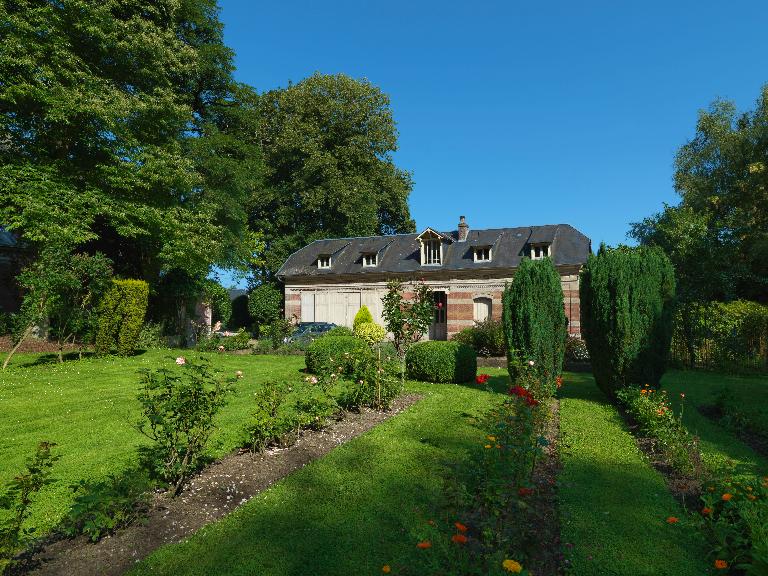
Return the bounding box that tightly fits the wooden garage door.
[314,292,361,327]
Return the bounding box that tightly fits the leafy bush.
[451,319,505,357]
[565,336,590,362]
[197,328,251,352]
[0,442,59,573]
[322,326,354,338]
[202,280,232,327]
[502,258,567,396]
[136,357,235,496]
[62,472,151,542]
[580,245,676,397]
[340,347,402,410]
[405,341,477,383]
[353,305,374,330]
[248,284,282,335]
[353,321,387,348]
[262,318,293,350]
[95,279,149,356]
[136,322,167,350]
[305,336,371,375]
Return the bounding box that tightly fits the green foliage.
[305,336,371,376]
[353,306,374,331]
[135,322,167,351]
[136,357,234,496]
[322,326,354,338]
[203,280,232,327]
[95,279,149,356]
[62,472,151,542]
[405,341,477,383]
[671,300,768,373]
[580,245,676,398]
[0,0,259,281]
[341,348,402,410]
[381,279,435,367]
[353,321,387,348]
[565,336,590,363]
[247,284,282,334]
[502,258,567,395]
[451,319,506,357]
[262,318,294,350]
[197,328,251,352]
[249,73,415,283]
[0,442,59,573]
[0,313,11,337]
[630,85,768,303]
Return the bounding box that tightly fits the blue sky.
[217,0,768,287]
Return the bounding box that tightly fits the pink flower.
[528,360,535,366]
[175,357,186,365]
[217,345,225,353]
[310,376,318,384]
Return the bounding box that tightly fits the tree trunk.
[2,324,34,370]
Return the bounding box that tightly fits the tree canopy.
[630,86,768,303]
[250,73,415,283]
[0,0,259,282]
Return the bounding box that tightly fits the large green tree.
[250,73,415,282]
[631,86,768,303]
[0,0,259,283]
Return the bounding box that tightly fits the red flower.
[476,374,490,385]
[451,533,468,544]
[525,396,539,407]
[556,375,563,387]
[454,521,468,533]
[518,487,534,497]
[509,385,528,397]
[417,541,432,549]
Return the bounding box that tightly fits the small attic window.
[362,253,378,267]
[530,244,550,260]
[318,255,331,269]
[474,246,491,262]
[423,239,442,265]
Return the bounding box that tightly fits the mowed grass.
[128,373,510,576]
[558,372,710,576]
[0,350,306,536]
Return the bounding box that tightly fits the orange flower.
[747,494,756,501]
[427,520,435,526]
[454,521,468,533]
[417,541,432,549]
[722,493,733,501]
[451,533,468,544]
[702,507,713,515]
[382,565,391,574]
[640,389,648,395]
[714,559,728,569]
[666,516,679,524]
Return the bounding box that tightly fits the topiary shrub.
[353,305,374,331]
[405,341,477,383]
[502,258,567,395]
[95,279,149,356]
[580,245,676,398]
[305,336,371,375]
[354,321,387,348]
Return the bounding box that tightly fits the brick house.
[277,217,591,340]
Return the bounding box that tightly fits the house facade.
[277,217,591,340]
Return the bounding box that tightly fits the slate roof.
[278,224,591,280]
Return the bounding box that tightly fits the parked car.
[284,322,338,344]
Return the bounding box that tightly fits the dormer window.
[417,228,449,266]
[362,253,378,267]
[318,255,331,269]
[474,246,491,262]
[530,243,550,260]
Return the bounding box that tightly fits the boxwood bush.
[305,336,371,375]
[405,341,477,383]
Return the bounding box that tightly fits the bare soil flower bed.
[22,394,422,576]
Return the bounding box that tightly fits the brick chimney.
[458,215,469,242]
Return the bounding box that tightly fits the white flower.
[217,345,225,353]
[528,360,535,366]
[358,379,364,385]
[175,357,186,366]
[235,370,243,378]
[310,376,318,384]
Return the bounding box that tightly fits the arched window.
[473,297,492,322]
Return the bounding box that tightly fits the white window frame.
[318,255,331,269]
[530,244,550,260]
[423,239,442,265]
[474,246,491,262]
[362,253,378,267]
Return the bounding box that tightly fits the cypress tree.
[502,258,567,392]
[580,245,676,398]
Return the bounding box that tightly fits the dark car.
[284,322,338,344]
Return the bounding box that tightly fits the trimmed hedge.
[405,341,477,383]
[580,245,676,397]
[95,279,149,356]
[305,336,371,375]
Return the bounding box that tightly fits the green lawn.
[558,372,710,576]
[0,350,306,536]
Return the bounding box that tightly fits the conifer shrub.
[580,245,676,398]
[95,279,149,356]
[405,341,477,383]
[353,305,374,331]
[502,258,567,394]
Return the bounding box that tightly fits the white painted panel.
[346,292,361,327]
[474,297,492,322]
[361,290,383,325]
[315,292,330,322]
[300,292,315,322]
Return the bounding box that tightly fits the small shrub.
[565,336,589,362]
[405,341,477,383]
[305,336,371,375]
[202,280,232,327]
[0,442,59,572]
[353,305,374,331]
[451,319,505,357]
[198,328,251,352]
[248,284,282,336]
[339,348,402,410]
[136,322,167,350]
[136,357,235,496]
[62,472,151,542]
[243,381,292,452]
[263,318,293,349]
[95,279,150,356]
[322,326,354,338]
[353,321,387,348]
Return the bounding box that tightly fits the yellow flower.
[484,444,492,449]
[502,559,523,573]
[382,565,391,574]
[487,435,496,442]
